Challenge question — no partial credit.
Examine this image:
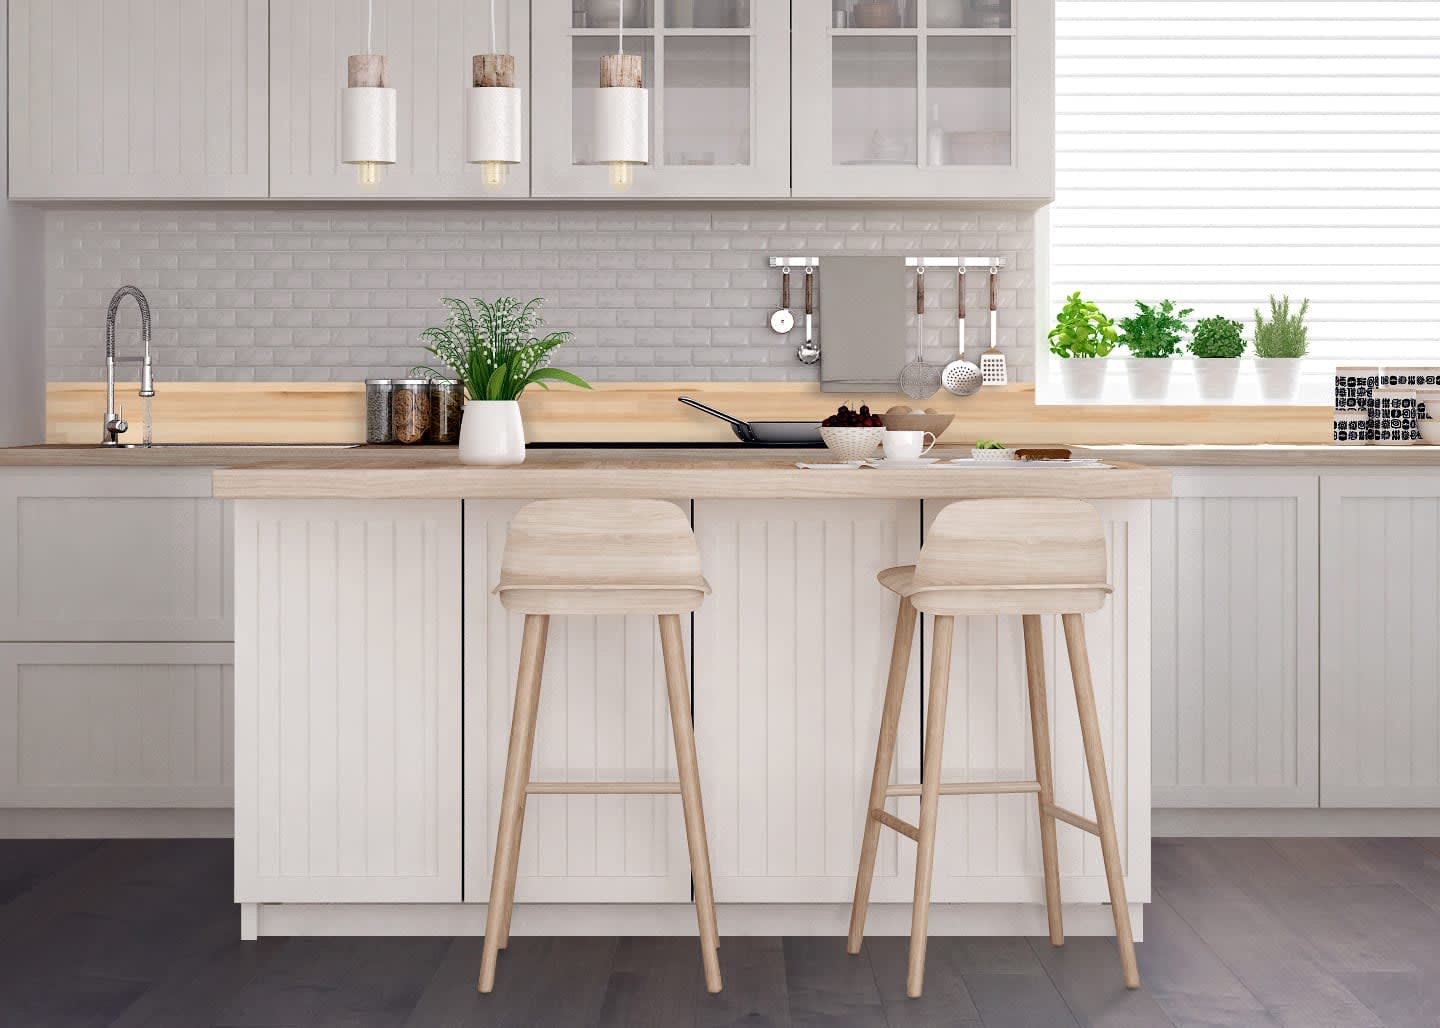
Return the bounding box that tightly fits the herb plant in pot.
[1187,315,1246,401]
[1118,299,1192,402]
[1252,295,1310,402]
[1048,292,1118,402]
[416,296,590,465]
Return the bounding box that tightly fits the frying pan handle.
[804,266,814,316]
[781,267,791,308]
[989,265,999,312]
[958,267,966,319]
[677,396,757,443]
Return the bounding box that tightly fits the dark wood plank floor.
[3,838,1440,1026]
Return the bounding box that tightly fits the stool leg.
[659,613,723,995]
[1062,612,1140,990]
[479,613,548,994]
[908,614,956,999]
[1022,614,1064,947]
[848,595,919,954]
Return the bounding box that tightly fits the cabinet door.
[531,1,791,198]
[270,0,531,199]
[1321,474,1440,808]
[0,643,233,809]
[1151,472,1320,809]
[791,0,1053,201]
[8,0,267,199]
[691,499,922,903]
[463,501,691,904]
[233,500,462,903]
[0,469,232,642]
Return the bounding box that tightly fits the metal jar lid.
[365,378,393,386]
[392,379,432,386]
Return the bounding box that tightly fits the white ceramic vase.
[1253,358,1302,402]
[1121,357,1173,403]
[458,399,525,465]
[1056,358,1108,402]
[1191,358,1241,402]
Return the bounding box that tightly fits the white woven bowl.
[820,426,886,462]
[970,447,1017,462]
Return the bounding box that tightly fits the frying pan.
[677,396,823,446]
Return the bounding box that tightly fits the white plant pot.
[458,399,525,465]
[1191,358,1241,402]
[1056,358,1109,402]
[1121,357,1174,402]
[1253,358,1303,402]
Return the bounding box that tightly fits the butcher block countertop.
[207,447,1173,500]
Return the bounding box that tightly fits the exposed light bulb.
[608,161,635,193]
[357,161,384,192]
[481,161,507,192]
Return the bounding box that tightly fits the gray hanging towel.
[818,256,907,393]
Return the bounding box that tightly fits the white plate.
[943,458,1108,468]
[862,457,942,469]
[795,461,864,470]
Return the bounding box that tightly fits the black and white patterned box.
[1378,368,1440,389]
[1371,388,1421,444]
[1335,366,1379,412]
[1333,411,1369,445]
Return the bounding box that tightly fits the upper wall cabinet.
[270,0,530,199]
[530,0,791,198]
[790,0,1054,201]
[8,0,269,199]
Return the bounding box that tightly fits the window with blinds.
[1050,0,1440,378]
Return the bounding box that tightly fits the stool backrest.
[499,499,703,591]
[915,499,1107,590]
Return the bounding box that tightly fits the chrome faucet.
[102,286,155,446]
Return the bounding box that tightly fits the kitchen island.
[213,451,1169,941]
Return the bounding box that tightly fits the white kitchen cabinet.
[0,642,233,810]
[0,469,232,643]
[270,0,531,199]
[462,500,690,905]
[691,499,924,904]
[1151,472,1320,809]
[8,0,268,199]
[233,500,462,903]
[531,0,791,198]
[1320,473,1440,808]
[791,0,1054,201]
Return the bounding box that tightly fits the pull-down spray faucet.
[102,286,155,446]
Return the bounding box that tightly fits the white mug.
[882,430,937,462]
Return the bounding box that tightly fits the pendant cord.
[366,0,373,54]
[618,0,624,55]
[489,0,496,54]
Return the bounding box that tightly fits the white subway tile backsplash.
[46,207,1034,383]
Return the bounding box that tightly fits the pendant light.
[593,3,648,192]
[341,0,397,192]
[466,0,521,192]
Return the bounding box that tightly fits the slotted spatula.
[980,265,1008,386]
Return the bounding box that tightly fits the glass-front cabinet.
[532,0,791,198]
[791,0,1053,200]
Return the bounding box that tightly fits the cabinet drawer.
[0,469,232,641]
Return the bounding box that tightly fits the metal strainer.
[898,266,942,400]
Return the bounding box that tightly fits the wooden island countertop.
[210,447,1172,500]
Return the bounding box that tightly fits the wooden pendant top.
[348,54,390,88]
[600,53,643,89]
[473,53,517,88]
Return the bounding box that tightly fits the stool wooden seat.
[848,498,1139,998]
[478,499,721,995]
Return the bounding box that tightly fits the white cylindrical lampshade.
[466,87,521,164]
[341,87,397,165]
[593,86,649,165]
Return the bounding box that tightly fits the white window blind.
[1051,0,1440,363]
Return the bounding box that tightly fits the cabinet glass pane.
[574,0,654,29]
[664,0,750,28]
[664,37,751,167]
[927,0,1011,30]
[572,37,657,165]
[838,1,917,29]
[926,36,1011,166]
[832,37,917,166]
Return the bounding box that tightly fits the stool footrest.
[870,808,920,841]
[1044,802,1099,836]
[885,780,1041,798]
[526,781,681,795]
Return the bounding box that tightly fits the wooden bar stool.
[478,499,722,995]
[847,498,1138,997]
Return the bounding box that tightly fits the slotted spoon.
[942,266,983,397]
[898,267,942,400]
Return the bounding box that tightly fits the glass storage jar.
[428,380,464,444]
[365,379,395,444]
[391,380,432,444]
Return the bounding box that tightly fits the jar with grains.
[391,380,432,444]
[428,380,464,444]
[365,379,395,444]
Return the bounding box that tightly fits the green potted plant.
[1187,315,1246,401]
[1252,295,1310,401]
[1117,299,1192,402]
[1048,291,1119,401]
[416,296,591,464]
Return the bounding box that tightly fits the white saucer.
[865,457,941,469]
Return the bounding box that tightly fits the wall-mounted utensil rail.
[766,256,1007,270]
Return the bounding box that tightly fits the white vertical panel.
[270,0,530,199]
[234,500,462,904]
[8,0,267,198]
[463,501,688,905]
[691,499,922,904]
[1151,472,1320,809]
[1321,473,1440,807]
